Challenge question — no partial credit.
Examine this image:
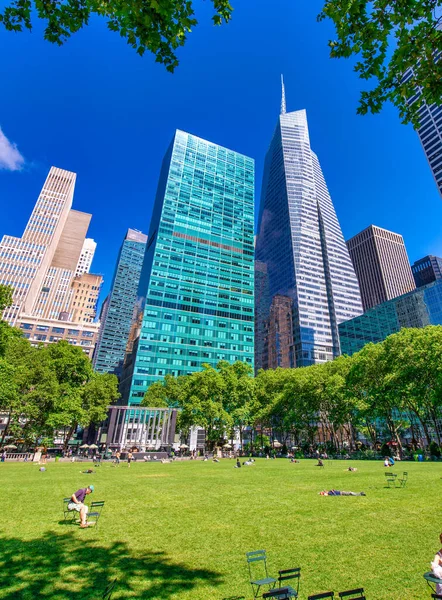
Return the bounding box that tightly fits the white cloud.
[0,126,25,171]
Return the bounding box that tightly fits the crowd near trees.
[0,0,440,124]
[0,285,119,450]
[143,325,442,457]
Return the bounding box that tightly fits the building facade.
[403,61,442,198]
[0,166,102,356]
[92,229,147,374]
[346,225,415,311]
[76,238,97,276]
[120,130,255,404]
[412,254,442,288]
[339,279,442,356]
[262,294,294,370]
[255,81,362,368]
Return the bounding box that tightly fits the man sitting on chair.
[68,485,94,528]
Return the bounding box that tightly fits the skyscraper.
[346,225,415,311]
[0,166,101,356]
[120,130,255,405]
[255,79,362,368]
[412,255,442,288]
[76,238,97,276]
[403,63,442,198]
[93,229,147,374]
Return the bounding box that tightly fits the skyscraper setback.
[120,130,255,404]
[255,79,362,368]
[346,225,415,311]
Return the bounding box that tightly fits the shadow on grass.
[0,531,223,599]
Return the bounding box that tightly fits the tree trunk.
[0,410,12,446]
[63,422,77,453]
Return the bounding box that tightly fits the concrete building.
[339,279,442,356]
[76,238,97,276]
[120,130,255,404]
[412,255,442,288]
[92,229,147,375]
[262,294,294,369]
[346,225,415,311]
[0,166,102,356]
[255,78,362,368]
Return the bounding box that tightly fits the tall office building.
[403,58,442,198]
[0,166,101,355]
[262,294,294,370]
[255,79,362,368]
[93,229,147,374]
[412,254,442,288]
[346,225,415,311]
[76,238,97,276]
[120,130,255,404]
[0,167,77,325]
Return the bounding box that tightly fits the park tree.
[0,0,232,72]
[319,0,442,125]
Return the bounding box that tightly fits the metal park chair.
[63,497,77,524]
[102,578,117,599]
[425,572,442,593]
[431,595,442,599]
[398,471,408,488]
[384,472,397,488]
[275,568,301,597]
[88,501,105,528]
[263,588,292,599]
[308,593,335,600]
[246,550,277,598]
[338,588,365,599]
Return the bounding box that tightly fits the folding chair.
[276,568,301,597]
[399,471,408,488]
[308,593,334,600]
[88,501,105,527]
[102,578,117,599]
[263,588,292,599]
[338,588,365,599]
[432,595,442,599]
[63,498,77,523]
[246,550,277,598]
[384,472,397,488]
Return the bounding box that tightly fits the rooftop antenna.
[281,74,286,115]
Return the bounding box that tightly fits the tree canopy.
[1,2,441,123]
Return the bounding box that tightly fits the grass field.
[0,458,440,600]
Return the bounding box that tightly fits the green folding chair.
[338,588,365,600]
[399,471,408,488]
[308,592,334,600]
[63,498,77,523]
[88,501,105,527]
[246,550,277,598]
[102,578,117,599]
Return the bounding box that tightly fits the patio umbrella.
[179,444,189,449]
[4,444,17,449]
[223,443,232,449]
[89,444,98,449]
[79,444,89,449]
[273,441,283,448]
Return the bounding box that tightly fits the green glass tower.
[121,130,255,405]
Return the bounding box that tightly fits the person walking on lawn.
[68,485,94,528]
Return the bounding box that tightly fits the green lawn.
[0,458,440,599]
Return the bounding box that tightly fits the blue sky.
[1,0,441,302]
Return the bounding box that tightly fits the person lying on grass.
[319,490,366,496]
[346,467,358,472]
[68,485,94,528]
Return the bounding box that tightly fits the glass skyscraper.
[93,229,147,374]
[339,279,442,356]
[121,130,255,405]
[255,79,362,368]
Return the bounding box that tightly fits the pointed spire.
[280,74,286,115]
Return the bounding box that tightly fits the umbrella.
[223,443,232,449]
[89,444,98,449]
[179,444,189,449]
[79,444,89,449]
[273,441,283,448]
[4,444,17,449]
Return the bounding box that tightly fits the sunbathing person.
[346,467,358,472]
[319,489,366,496]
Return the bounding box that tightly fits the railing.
[3,453,34,461]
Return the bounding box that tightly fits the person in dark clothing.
[68,485,94,527]
[319,489,366,496]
